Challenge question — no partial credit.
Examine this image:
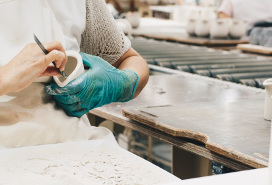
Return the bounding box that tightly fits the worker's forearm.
[117,55,149,98]
[218,12,231,19]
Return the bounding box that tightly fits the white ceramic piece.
[53,50,85,87]
[195,19,210,37]
[199,7,216,21]
[269,122,272,185]
[194,7,216,37]
[229,20,246,39]
[186,9,199,35]
[186,19,197,35]
[120,12,141,29]
[210,19,231,38]
[116,19,132,38]
[263,79,272,120]
[106,3,119,17]
[200,8,211,21]
[187,8,199,21]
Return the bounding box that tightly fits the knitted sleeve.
[80,0,131,65]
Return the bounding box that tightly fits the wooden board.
[132,18,249,47]
[122,74,270,169]
[237,44,272,55]
[133,33,249,46]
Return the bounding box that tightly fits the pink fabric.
[218,0,272,31]
[218,0,233,17]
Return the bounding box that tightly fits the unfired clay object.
[116,19,132,37]
[200,8,213,21]
[195,20,210,37]
[186,9,199,35]
[263,78,272,120]
[229,20,246,39]
[186,19,197,36]
[53,50,85,87]
[269,123,272,184]
[120,12,141,29]
[210,19,231,38]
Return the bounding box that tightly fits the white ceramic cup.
[120,12,141,29]
[210,19,231,38]
[195,19,210,37]
[263,79,272,120]
[185,8,199,35]
[186,19,197,35]
[269,122,272,185]
[116,19,132,37]
[53,50,85,87]
[229,20,246,39]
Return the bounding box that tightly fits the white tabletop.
[0,140,181,185]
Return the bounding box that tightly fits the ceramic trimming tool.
[34,34,68,78]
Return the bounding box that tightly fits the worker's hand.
[46,52,139,117]
[0,41,67,95]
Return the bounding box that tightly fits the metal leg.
[87,113,105,127]
[147,136,153,161]
[172,146,212,179]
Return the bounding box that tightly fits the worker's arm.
[217,0,233,19]
[113,47,149,98]
[0,41,67,96]
[46,48,149,117]
[218,12,231,18]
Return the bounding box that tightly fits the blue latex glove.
[46,52,139,117]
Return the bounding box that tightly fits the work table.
[90,67,270,172]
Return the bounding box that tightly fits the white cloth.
[0,0,65,65]
[219,0,272,30]
[0,0,118,148]
[47,0,86,52]
[0,0,87,65]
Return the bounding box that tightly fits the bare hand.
[0,40,67,95]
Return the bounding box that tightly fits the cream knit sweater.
[80,0,131,65]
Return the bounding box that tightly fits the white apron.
[0,0,116,148]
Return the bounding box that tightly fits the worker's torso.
[231,0,272,29]
[0,0,86,65]
[0,0,107,148]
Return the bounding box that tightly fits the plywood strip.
[237,44,272,55]
[122,105,269,169]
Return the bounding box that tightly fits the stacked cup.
[186,8,246,39]
[269,124,272,184]
[263,78,272,184]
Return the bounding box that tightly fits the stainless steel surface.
[122,71,269,168]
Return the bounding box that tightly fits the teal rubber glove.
[46,52,139,117]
